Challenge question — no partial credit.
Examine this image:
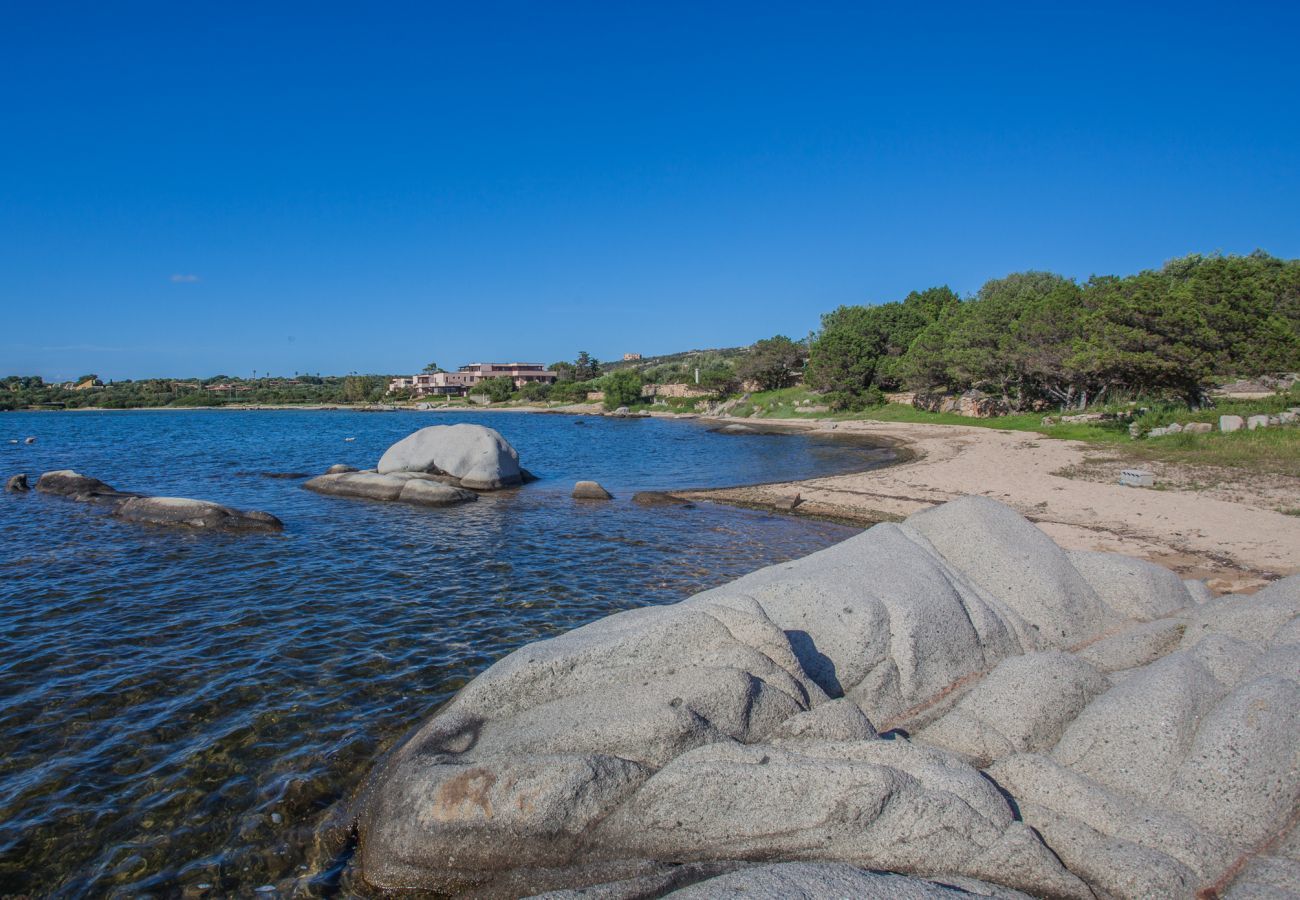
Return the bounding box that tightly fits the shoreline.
[669,416,1300,594]
[13,403,1296,591]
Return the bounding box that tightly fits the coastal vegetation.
[806,251,1299,412]
[0,373,392,410]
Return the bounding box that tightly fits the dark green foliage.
[470,376,516,403]
[573,351,602,381]
[807,252,1300,411]
[601,370,644,410]
[518,381,552,401]
[735,335,805,390]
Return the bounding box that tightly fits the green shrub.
[602,370,644,410]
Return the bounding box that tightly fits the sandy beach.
[674,418,1300,593]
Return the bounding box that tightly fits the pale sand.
[675,418,1300,593]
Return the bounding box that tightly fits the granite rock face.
[376,424,523,489]
[34,470,282,532]
[350,497,1299,899]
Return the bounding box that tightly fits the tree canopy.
[806,252,1300,410]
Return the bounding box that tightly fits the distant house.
[390,363,557,397]
[622,353,642,361]
[73,378,103,391]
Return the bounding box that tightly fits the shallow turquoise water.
[0,410,892,896]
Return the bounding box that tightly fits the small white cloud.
[170,273,201,283]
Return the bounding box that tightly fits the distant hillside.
[603,346,748,381]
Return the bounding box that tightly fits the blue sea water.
[0,409,894,896]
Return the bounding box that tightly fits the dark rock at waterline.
[35,469,283,533]
[326,464,359,475]
[716,423,758,435]
[632,491,694,508]
[114,497,283,533]
[520,468,539,483]
[572,480,613,500]
[36,470,139,503]
[304,471,477,507]
[6,473,29,493]
[259,471,314,480]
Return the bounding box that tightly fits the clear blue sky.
[3,2,1298,381]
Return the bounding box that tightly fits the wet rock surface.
[34,470,282,532]
[348,496,1299,899]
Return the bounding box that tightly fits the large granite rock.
[34,470,282,533]
[348,497,1300,899]
[376,424,522,489]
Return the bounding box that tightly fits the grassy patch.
[1115,427,1300,478]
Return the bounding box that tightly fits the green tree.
[736,335,804,390]
[602,370,644,410]
[574,351,602,381]
[551,361,576,382]
[470,376,516,403]
[421,361,443,374]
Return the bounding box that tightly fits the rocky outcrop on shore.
[348,496,1299,899]
[33,470,283,533]
[377,423,523,489]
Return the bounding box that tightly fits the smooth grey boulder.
[348,502,1300,900]
[686,521,1030,728]
[5,473,28,492]
[1220,415,1245,432]
[906,496,1115,648]
[113,496,283,533]
[396,479,478,506]
[572,480,613,500]
[1066,550,1194,620]
[376,423,522,489]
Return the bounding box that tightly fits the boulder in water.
[114,496,283,533]
[572,480,613,500]
[377,424,522,490]
[6,473,28,493]
[304,470,477,507]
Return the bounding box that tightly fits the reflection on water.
[0,410,892,896]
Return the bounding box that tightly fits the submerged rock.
[377,424,522,489]
[6,473,28,493]
[572,480,613,500]
[632,491,694,508]
[34,469,282,533]
[348,496,1300,899]
[114,497,283,533]
[36,469,138,503]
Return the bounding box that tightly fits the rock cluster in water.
[305,424,528,507]
[347,496,1299,899]
[31,470,283,533]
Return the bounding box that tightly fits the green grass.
[727,388,1300,476]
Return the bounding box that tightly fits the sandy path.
[676,419,1300,593]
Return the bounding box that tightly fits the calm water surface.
[0,410,894,897]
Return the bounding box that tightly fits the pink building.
[390,363,557,397]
